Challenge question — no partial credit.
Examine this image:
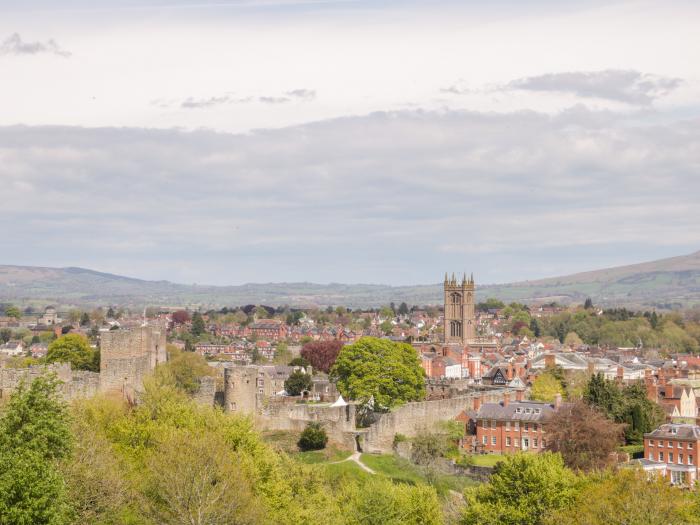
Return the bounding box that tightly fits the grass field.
[468,454,504,467]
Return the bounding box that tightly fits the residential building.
[641,424,700,485]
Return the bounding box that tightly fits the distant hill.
[1,250,699,310]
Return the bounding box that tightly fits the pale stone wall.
[192,375,217,406]
[0,363,99,401]
[100,325,167,398]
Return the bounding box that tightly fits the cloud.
[0,107,698,285]
[172,90,316,109]
[0,33,71,58]
[286,89,316,101]
[507,70,682,105]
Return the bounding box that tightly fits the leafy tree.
[171,310,191,325]
[0,328,11,343]
[342,477,443,525]
[0,375,72,524]
[544,401,624,471]
[477,298,505,312]
[584,298,593,310]
[398,302,410,315]
[191,311,206,336]
[297,422,328,451]
[530,372,564,402]
[330,337,425,411]
[460,452,579,525]
[106,306,116,318]
[545,469,700,525]
[144,430,259,525]
[379,306,394,319]
[529,318,542,337]
[289,356,311,367]
[5,304,22,319]
[380,320,394,335]
[160,346,216,394]
[284,370,313,396]
[300,340,344,373]
[563,332,583,348]
[286,311,304,326]
[47,333,99,372]
[79,312,91,326]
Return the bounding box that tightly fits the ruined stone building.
[100,324,167,398]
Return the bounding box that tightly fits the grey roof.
[645,424,700,440]
[475,401,557,422]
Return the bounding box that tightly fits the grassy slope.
[1,250,699,308]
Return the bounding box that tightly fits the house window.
[525,408,531,414]
[533,438,538,448]
[482,436,487,445]
[523,438,529,449]
[505,421,510,431]
[649,440,654,447]
[671,470,687,486]
[533,424,538,432]
[679,454,684,464]
[514,422,520,430]
[689,455,693,465]
[678,442,683,448]
[524,423,529,432]
[649,451,654,461]
[482,420,487,429]
[506,437,511,446]
[515,439,520,448]
[689,443,694,449]
[669,452,674,462]
[668,441,673,448]
[534,408,541,414]
[491,420,496,429]
[492,436,497,445]
[659,452,664,461]
[516,408,522,413]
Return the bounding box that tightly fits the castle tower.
[443,272,475,345]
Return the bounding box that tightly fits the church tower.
[443,272,475,345]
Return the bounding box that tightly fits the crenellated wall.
[0,363,99,401]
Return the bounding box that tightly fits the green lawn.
[295,447,353,464]
[469,454,505,467]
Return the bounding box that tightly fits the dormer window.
[671,428,678,435]
[534,409,541,414]
[516,408,522,413]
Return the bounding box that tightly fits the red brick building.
[641,424,700,485]
[472,396,563,454]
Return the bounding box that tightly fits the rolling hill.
[1,250,699,310]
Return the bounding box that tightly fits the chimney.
[554,393,562,410]
[502,392,510,406]
[515,388,524,402]
[506,365,513,381]
[472,395,481,411]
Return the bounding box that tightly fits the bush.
[284,370,313,396]
[298,422,328,452]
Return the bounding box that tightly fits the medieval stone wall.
[100,325,167,397]
[0,363,99,401]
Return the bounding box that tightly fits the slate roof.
[474,401,557,422]
[645,424,700,440]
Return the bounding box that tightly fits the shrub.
[298,422,328,452]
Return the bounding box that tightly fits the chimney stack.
[554,393,562,410]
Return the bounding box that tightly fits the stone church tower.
[443,273,476,345]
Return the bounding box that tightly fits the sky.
[1,0,699,286]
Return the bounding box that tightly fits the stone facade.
[100,324,167,399]
[443,273,476,345]
[0,362,99,401]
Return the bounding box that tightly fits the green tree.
[0,328,11,343]
[298,422,328,451]
[0,375,72,524]
[284,370,313,396]
[160,346,216,394]
[5,304,22,319]
[191,311,206,336]
[47,333,99,372]
[461,453,579,525]
[545,469,700,525]
[330,337,425,411]
[380,320,394,335]
[398,302,410,315]
[79,312,91,326]
[530,372,564,402]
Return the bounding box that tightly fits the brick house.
[472,396,564,454]
[249,320,287,341]
[641,424,700,485]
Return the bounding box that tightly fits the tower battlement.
[443,272,476,345]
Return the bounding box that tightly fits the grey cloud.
[1,108,698,285]
[259,96,291,104]
[507,70,682,105]
[0,33,71,57]
[286,89,316,101]
[180,95,253,109]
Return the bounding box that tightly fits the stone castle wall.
[0,363,99,401]
[100,325,167,398]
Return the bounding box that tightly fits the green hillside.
[1,250,699,309]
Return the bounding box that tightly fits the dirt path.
[330,452,376,474]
